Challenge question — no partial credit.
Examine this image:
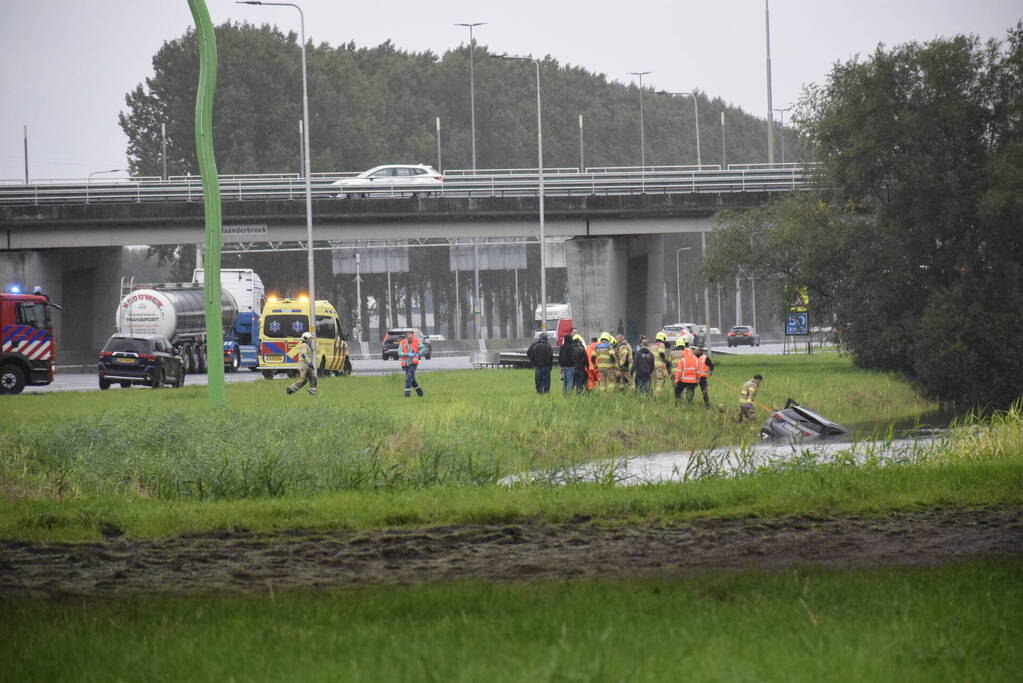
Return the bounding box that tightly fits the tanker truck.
[115,269,265,374]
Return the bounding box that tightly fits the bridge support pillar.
[0,248,123,367]
[565,235,664,343]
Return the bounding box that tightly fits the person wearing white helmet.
[286,331,317,395]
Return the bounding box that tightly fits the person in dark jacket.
[557,333,576,394]
[633,335,655,394]
[571,335,590,393]
[526,333,555,394]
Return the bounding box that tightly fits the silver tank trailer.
[116,287,238,342]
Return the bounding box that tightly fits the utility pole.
[161,122,168,180]
[23,125,28,183]
[578,114,584,171]
[765,0,775,166]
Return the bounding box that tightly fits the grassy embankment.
[3,562,1020,681]
[2,354,1022,541]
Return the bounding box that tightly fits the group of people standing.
[527,330,716,406]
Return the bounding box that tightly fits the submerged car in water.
[760,399,851,441]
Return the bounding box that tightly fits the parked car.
[333,164,443,198]
[660,322,707,347]
[97,333,185,389]
[382,328,432,361]
[727,325,760,347]
[760,399,851,441]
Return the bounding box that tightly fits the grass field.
[2,354,1022,541]
[1,355,939,501]
[3,355,1021,681]
[3,562,1020,682]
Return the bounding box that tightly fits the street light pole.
[161,122,168,180]
[498,55,546,332]
[765,0,775,166]
[87,168,127,203]
[455,22,485,171]
[456,22,486,339]
[773,107,790,164]
[628,71,652,170]
[238,1,316,361]
[658,91,701,167]
[354,252,363,342]
[435,116,442,171]
[675,246,693,322]
[578,113,584,171]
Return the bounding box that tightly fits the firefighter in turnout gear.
[593,333,618,392]
[738,374,763,422]
[651,332,671,395]
[615,334,633,390]
[286,331,317,395]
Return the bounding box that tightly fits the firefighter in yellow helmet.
[651,331,671,395]
[666,337,687,397]
[592,332,618,392]
[615,333,633,390]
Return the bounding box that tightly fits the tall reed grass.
[0,355,980,502]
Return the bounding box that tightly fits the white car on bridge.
[333,164,443,198]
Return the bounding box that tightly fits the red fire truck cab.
[1,287,59,394]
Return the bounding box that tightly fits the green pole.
[187,0,225,407]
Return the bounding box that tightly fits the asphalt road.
[23,355,474,394]
[23,342,821,394]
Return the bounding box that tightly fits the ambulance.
[258,297,351,378]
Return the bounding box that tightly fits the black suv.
[98,334,185,389]
[381,328,432,361]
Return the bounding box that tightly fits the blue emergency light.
[8,284,22,294]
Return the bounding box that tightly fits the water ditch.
[507,407,966,486]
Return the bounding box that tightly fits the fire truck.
[1,285,60,394]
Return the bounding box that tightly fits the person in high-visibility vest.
[673,343,699,404]
[615,334,633,390]
[692,346,714,407]
[667,337,687,398]
[593,332,618,392]
[585,337,600,391]
[738,374,763,422]
[651,332,671,396]
[399,330,425,398]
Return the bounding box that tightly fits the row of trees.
[704,25,1023,407]
[120,22,796,177]
[121,21,793,339]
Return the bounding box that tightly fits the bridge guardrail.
[0,166,815,206]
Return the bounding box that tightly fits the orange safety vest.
[674,348,698,383]
[586,342,599,388]
[694,354,710,379]
[399,337,420,367]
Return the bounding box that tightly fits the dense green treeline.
[704,24,1023,407]
[120,22,795,177]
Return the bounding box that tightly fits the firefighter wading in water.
[286,331,317,395]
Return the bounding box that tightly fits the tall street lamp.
[87,168,127,203]
[675,246,693,322]
[658,91,701,167]
[773,107,790,164]
[238,1,317,358]
[456,22,486,339]
[497,54,546,332]
[627,71,652,170]
[455,22,485,171]
[765,0,775,166]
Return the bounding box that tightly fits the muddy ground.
[2,506,1021,599]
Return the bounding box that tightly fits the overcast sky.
[1,0,1019,180]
